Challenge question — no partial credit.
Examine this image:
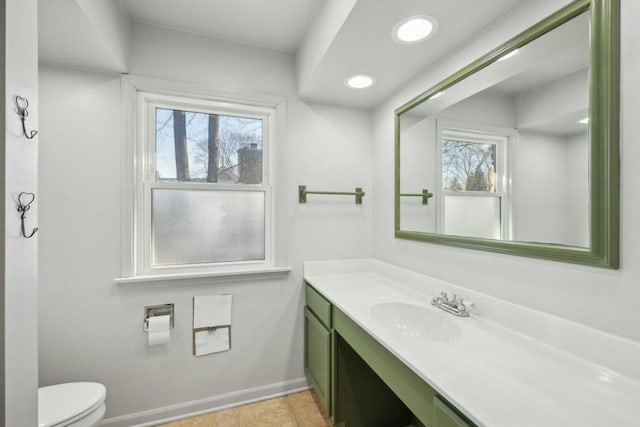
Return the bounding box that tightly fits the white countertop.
[304,259,640,427]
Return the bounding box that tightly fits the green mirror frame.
[394,0,619,269]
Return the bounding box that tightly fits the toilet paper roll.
[147,315,171,346]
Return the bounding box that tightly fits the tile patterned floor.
[158,390,332,427]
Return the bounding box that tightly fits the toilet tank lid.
[38,382,106,427]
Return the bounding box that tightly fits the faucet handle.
[435,290,448,299]
[459,299,474,311]
[431,290,448,306]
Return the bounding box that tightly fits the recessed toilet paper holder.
[143,303,174,331]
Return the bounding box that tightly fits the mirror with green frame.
[394,0,619,268]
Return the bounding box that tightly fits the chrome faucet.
[431,291,471,317]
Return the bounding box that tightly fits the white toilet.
[38,382,106,427]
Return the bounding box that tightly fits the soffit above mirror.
[296,0,528,108]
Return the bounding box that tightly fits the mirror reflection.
[398,11,590,247]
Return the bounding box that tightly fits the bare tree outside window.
[207,114,220,182]
[173,110,190,181]
[155,108,263,184]
[442,139,496,192]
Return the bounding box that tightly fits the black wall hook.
[17,192,38,238]
[15,96,38,139]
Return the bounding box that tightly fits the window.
[437,123,513,240]
[119,78,286,281]
[150,106,266,268]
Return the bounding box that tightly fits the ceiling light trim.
[392,15,439,45]
[345,74,376,89]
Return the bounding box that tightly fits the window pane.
[442,139,496,192]
[444,195,501,239]
[151,189,265,266]
[155,108,263,184]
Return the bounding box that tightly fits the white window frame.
[116,76,290,283]
[436,120,516,240]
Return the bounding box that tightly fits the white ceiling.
[38,0,536,109]
[118,0,323,53]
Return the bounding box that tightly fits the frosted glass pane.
[152,189,265,265]
[155,108,263,184]
[444,196,500,239]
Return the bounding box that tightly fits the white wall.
[372,0,640,343]
[38,22,372,424]
[510,68,590,246]
[1,0,39,425]
[564,131,589,247]
[513,131,568,244]
[399,114,437,232]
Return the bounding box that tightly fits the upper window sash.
[140,95,272,187]
[441,130,507,194]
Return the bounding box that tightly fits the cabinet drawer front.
[433,396,475,427]
[305,283,332,328]
[304,307,331,411]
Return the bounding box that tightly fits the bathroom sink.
[370,302,462,341]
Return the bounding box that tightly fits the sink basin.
[370,302,462,341]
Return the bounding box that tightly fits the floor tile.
[287,391,332,427]
[237,397,297,427]
[186,407,239,427]
[158,407,238,427]
[286,391,316,410]
[157,390,331,427]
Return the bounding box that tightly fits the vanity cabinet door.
[304,307,331,413]
[433,396,475,427]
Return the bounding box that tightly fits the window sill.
[113,265,292,285]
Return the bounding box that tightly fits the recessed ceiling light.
[578,117,589,124]
[392,15,439,44]
[497,49,520,62]
[345,74,376,89]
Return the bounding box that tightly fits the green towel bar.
[299,185,365,205]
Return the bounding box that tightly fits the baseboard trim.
[101,377,310,427]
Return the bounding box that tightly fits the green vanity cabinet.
[433,396,475,427]
[303,282,477,427]
[304,284,333,414]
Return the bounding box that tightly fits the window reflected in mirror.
[398,11,590,248]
